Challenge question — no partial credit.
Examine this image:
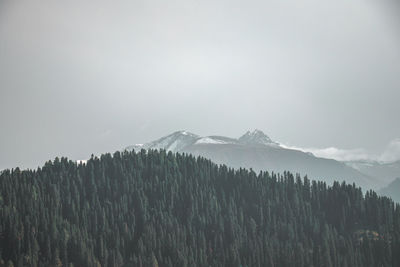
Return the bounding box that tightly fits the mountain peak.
[172,130,198,137]
[125,130,199,153]
[238,129,277,146]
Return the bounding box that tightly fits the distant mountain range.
[125,129,400,201]
[379,177,400,203]
[344,159,400,188]
[125,130,380,189]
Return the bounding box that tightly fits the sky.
[1,0,400,169]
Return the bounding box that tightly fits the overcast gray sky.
[1,0,400,169]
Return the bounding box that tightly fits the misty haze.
[1,0,400,266]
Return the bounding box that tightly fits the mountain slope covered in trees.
[0,150,399,266]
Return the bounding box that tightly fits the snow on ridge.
[195,137,229,145]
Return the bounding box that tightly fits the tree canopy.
[0,150,399,266]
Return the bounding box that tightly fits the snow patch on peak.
[173,130,198,138]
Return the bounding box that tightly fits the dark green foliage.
[0,150,399,266]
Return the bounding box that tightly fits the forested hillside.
[0,150,399,267]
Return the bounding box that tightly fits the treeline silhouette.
[0,150,399,266]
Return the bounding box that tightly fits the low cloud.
[280,144,373,162]
[380,139,400,162]
[280,138,400,163]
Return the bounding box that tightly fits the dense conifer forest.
[0,150,399,267]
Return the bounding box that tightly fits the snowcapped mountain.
[125,130,199,153]
[126,129,376,189]
[238,129,279,146]
[126,129,278,152]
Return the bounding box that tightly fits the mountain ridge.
[125,129,376,189]
[126,129,279,152]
